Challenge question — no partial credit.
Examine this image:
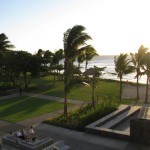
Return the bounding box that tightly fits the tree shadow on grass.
[0,96,63,122]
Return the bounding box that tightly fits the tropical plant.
[37,49,44,57]
[6,51,41,91]
[43,50,53,66]
[130,45,148,99]
[141,52,150,103]
[84,45,98,71]
[83,66,106,107]
[0,33,14,52]
[51,49,64,83]
[114,53,134,101]
[36,49,55,76]
[44,99,118,131]
[77,51,85,68]
[63,25,92,115]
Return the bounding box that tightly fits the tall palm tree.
[130,45,148,100]
[63,25,92,116]
[114,53,134,101]
[141,52,150,103]
[0,33,14,52]
[84,45,98,71]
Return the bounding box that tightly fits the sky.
[1,0,150,55]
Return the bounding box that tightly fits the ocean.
[77,55,147,84]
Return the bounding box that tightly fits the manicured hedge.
[44,100,119,131]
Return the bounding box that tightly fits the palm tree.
[84,45,98,71]
[130,45,148,100]
[141,52,150,103]
[83,66,106,107]
[43,50,53,65]
[63,25,92,116]
[52,49,64,83]
[114,53,134,101]
[77,52,85,68]
[0,33,14,52]
[37,49,44,57]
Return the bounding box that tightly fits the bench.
[2,133,20,148]
[18,137,53,150]
[2,133,53,150]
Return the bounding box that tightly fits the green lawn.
[0,96,64,122]
[29,76,120,101]
[29,76,64,96]
[0,76,137,122]
[29,76,137,105]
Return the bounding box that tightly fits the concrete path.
[22,92,84,104]
[35,123,150,150]
[0,93,19,100]
[3,123,150,150]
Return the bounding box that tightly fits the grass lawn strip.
[30,76,119,101]
[30,76,135,104]
[0,96,65,122]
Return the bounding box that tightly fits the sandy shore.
[122,84,150,102]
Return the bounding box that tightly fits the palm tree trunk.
[19,87,22,96]
[145,75,149,103]
[92,81,95,108]
[119,77,122,101]
[78,63,80,68]
[64,58,68,116]
[53,71,56,84]
[136,76,139,100]
[23,72,27,91]
[64,92,68,116]
[85,61,88,71]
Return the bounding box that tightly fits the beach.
[122,84,150,102]
[83,55,147,84]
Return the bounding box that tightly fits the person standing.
[29,126,34,140]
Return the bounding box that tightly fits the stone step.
[138,105,150,119]
[100,106,140,129]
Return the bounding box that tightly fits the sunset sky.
[1,0,150,55]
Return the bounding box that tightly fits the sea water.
[77,55,147,84]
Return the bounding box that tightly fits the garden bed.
[44,100,119,131]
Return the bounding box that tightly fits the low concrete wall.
[130,118,150,145]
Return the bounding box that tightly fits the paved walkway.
[2,123,150,150]
[22,92,84,104]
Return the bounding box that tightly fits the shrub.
[0,82,14,91]
[44,99,119,131]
